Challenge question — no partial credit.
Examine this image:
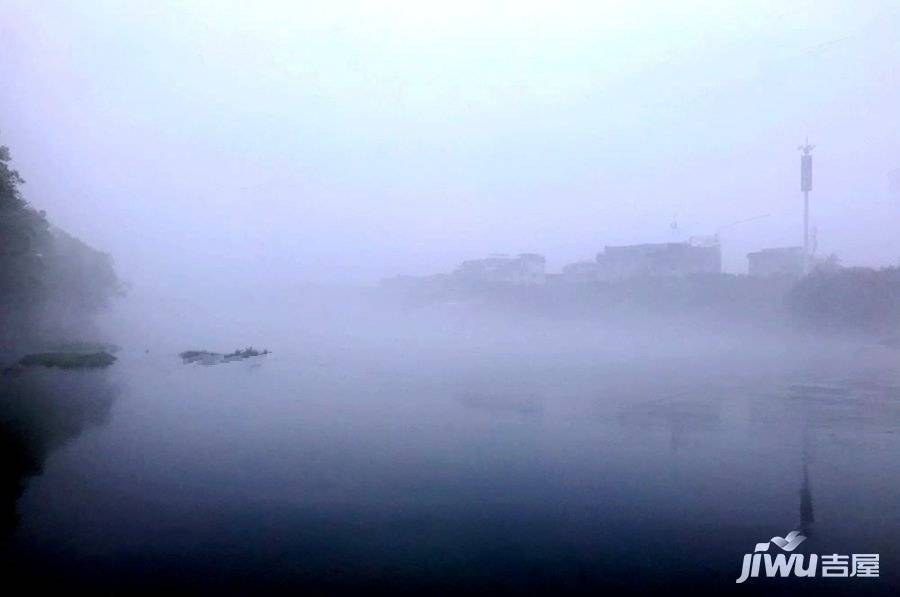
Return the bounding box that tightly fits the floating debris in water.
[224,347,269,360]
[180,347,270,365]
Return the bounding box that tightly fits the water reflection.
[616,397,722,454]
[799,433,815,535]
[458,391,544,416]
[0,346,897,593]
[0,369,117,536]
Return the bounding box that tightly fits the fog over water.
[1,2,900,594]
[5,302,900,592]
[3,1,900,294]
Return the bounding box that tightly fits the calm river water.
[1,305,898,594]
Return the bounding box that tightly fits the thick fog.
[4,5,900,593]
[2,1,900,303]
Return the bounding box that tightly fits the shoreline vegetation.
[1,136,123,355]
[2,129,898,370]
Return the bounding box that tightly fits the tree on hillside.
[0,136,122,349]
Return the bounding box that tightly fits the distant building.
[747,247,805,277]
[560,260,602,283]
[594,238,721,281]
[453,253,546,286]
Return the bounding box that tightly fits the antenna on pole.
[798,139,814,273]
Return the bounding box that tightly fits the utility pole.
[798,139,814,273]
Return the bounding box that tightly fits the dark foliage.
[789,266,900,334]
[0,136,122,350]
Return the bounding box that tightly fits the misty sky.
[2,1,900,291]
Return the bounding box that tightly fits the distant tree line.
[0,136,122,352]
[789,266,900,336]
[381,265,900,339]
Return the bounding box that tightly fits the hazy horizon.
[3,5,900,593]
[3,1,900,297]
